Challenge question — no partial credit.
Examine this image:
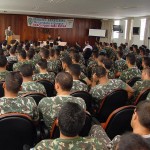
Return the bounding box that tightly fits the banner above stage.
[27,16,74,28]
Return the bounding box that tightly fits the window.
[113,20,120,39]
[124,20,128,39]
[140,18,146,41]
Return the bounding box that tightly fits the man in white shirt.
[83,41,93,52]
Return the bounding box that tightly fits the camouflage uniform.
[60,50,69,59]
[71,80,88,92]
[80,72,89,81]
[13,61,29,71]
[79,52,85,65]
[89,125,111,148]
[0,97,39,121]
[119,67,141,83]
[38,95,86,129]
[47,60,61,73]
[0,70,9,81]
[87,60,98,78]
[132,80,150,99]
[18,81,46,96]
[34,136,108,150]
[147,93,150,101]
[109,50,117,61]
[108,70,115,79]
[7,56,18,62]
[33,53,41,64]
[114,59,128,73]
[32,72,56,83]
[90,79,127,106]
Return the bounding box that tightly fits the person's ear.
[19,86,22,91]
[56,118,59,126]
[3,82,6,89]
[55,82,59,90]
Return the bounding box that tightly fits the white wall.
[112,18,145,46]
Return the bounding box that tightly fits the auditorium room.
[0,0,150,150]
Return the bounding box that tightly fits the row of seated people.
[1,97,150,149]
[0,41,150,148]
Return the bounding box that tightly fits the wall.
[0,14,101,46]
[112,18,145,46]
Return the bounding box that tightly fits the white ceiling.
[0,0,150,19]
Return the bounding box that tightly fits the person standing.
[5,26,14,40]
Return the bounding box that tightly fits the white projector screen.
[89,29,106,37]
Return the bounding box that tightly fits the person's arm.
[125,84,134,98]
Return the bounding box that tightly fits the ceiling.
[0,0,150,19]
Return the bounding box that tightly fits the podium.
[8,35,20,44]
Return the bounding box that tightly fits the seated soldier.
[13,50,28,71]
[114,50,127,77]
[71,53,87,74]
[48,49,62,73]
[26,49,36,66]
[90,66,134,107]
[119,53,141,83]
[32,59,55,83]
[18,64,46,96]
[116,133,150,150]
[110,100,150,149]
[38,72,86,130]
[34,102,108,150]
[68,64,88,92]
[0,55,9,81]
[7,46,18,62]
[142,56,150,69]
[102,58,115,79]
[62,56,91,85]
[132,67,150,101]
[0,72,39,121]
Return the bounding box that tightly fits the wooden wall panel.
[0,14,101,46]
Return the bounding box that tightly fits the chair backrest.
[50,112,92,139]
[22,92,46,105]
[127,77,141,87]
[103,106,135,140]
[37,79,55,97]
[134,88,150,105]
[6,61,17,71]
[70,91,92,113]
[0,113,37,150]
[97,89,128,123]
[0,81,4,98]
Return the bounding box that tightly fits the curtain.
[144,17,150,48]
[100,20,113,43]
[126,18,134,47]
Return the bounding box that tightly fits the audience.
[90,66,134,107]
[68,64,88,92]
[32,59,56,83]
[0,55,9,81]
[34,102,108,150]
[0,72,39,121]
[18,64,46,96]
[119,53,141,83]
[38,72,86,129]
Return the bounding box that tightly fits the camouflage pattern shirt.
[0,70,9,81]
[7,56,18,62]
[147,93,150,101]
[0,97,39,121]
[47,60,61,73]
[71,80,88,92]
[119,67,141,83]
[32,72,56,83]
[108,71,115,79]
[34,136,108,150]
[114,59,128,73]
[89,125,111,149]
[13,61,30,71]
[18,81,46,96]
[38,95,86,129]
[132,80,150,99]
[90,79,127,104]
